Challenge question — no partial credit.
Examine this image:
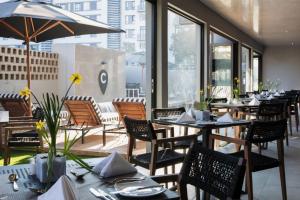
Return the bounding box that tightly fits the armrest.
[4,126,35,131]
[5,121,37,126]
[154,134,198,145]
[10,116,33,120]
[150,174,179,183]
[210,134,247,145]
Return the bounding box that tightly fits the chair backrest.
[179,143,246,200]
[124,116,156,142]
[257,101,284,118]
[0,94,31,117]
[113,98,146,124]
[246,119,287,143]
[64,96,102,126]
[152,107,185,119]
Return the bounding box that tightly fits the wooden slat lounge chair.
[63,96,105,144]
[0,93,31,117]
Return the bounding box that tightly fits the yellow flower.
[19,87,31,97]
[234,77,238,81]
[70,73,82,85]
[35,120,46,131]
[236,79,240,84]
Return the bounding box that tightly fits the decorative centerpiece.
[20,73,92,186]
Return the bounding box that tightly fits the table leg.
[200,128,212,148]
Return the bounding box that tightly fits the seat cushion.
[132,149,185,169]
[230,151,279,172]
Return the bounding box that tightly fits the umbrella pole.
[26,38,32,116]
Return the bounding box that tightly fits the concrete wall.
[263,46,300,90]
[53,44,126,102]
[0,46,59,100]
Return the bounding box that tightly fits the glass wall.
[210,32,233,98]
[167,10,201,107]
[241,46,251,93]
[252,51,261,91]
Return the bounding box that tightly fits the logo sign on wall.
[98,70,108,94]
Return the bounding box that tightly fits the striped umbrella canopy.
[0,0,124,114]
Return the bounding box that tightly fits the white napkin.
[274,92,280,96]
[93,152,137,178]
[249,98,260,105]
[187,108,196,119]
[217,113,234,123]
[250,94,256,99]
[38,175,79,200]
[280,89,285,94]
[175,112,196,123]
[267,94,274,100]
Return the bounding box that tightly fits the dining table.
[0,158,179,200]
[153,117,251,148]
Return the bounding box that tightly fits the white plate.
[114,180,166,198]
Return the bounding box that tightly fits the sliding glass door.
[241,46,251,93]
[252,51,262,91]
[210,31,234,98]
[167,10,202,107]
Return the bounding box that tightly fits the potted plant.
[20,73,92,186]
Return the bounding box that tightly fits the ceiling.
[200,0,300,47]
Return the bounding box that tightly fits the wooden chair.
[209,119,287,200]
[151,142,246,200]
[3,123,43,165]
[124,116,197,175]
[63,96,104,144]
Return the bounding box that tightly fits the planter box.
[35,154,66,183]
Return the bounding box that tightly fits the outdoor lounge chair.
[0,93,32,117]
[62,96,105,144]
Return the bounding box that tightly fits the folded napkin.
[267,94,274,100]
[93,152,137,178]
[249,98,260,106]
[274,92,280,96]
[176,112,196,123]
[187,108,196,119]
[249,94,256,99]
[38,175,79,200]
[280,89,285,94]
[217,113,234,123]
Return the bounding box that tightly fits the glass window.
[89,1,97,10]
[74,3,83,11]
[126,29,135,38]
[168,10,201,107]
[125,1,135,10]
[241,46,251,93]
[125,15,135,24]
[210,31,234,98]
[139,26,146,41]
[252,52,261,91]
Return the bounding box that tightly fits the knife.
[89,188,110,200]
[98,189,117,200]
[110,185,163,195]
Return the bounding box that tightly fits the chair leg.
[289,117,293,135]
[102,129,106,146]
[4,147,10,166]
[81,130,85,144]
[246,167,253,200]
[285,128,289,146]
[278,140,287,200]
[195,188,200,200]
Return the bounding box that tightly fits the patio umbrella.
[0,0,124,114]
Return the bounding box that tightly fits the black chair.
[152,107,202,151]
[124,116,197,175]
[152,142,246,200]
[210,119,287,200]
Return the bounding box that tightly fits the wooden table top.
[0,158,179,200]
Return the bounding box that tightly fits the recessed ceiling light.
[285,30,289,33]
[291,42,295,46]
